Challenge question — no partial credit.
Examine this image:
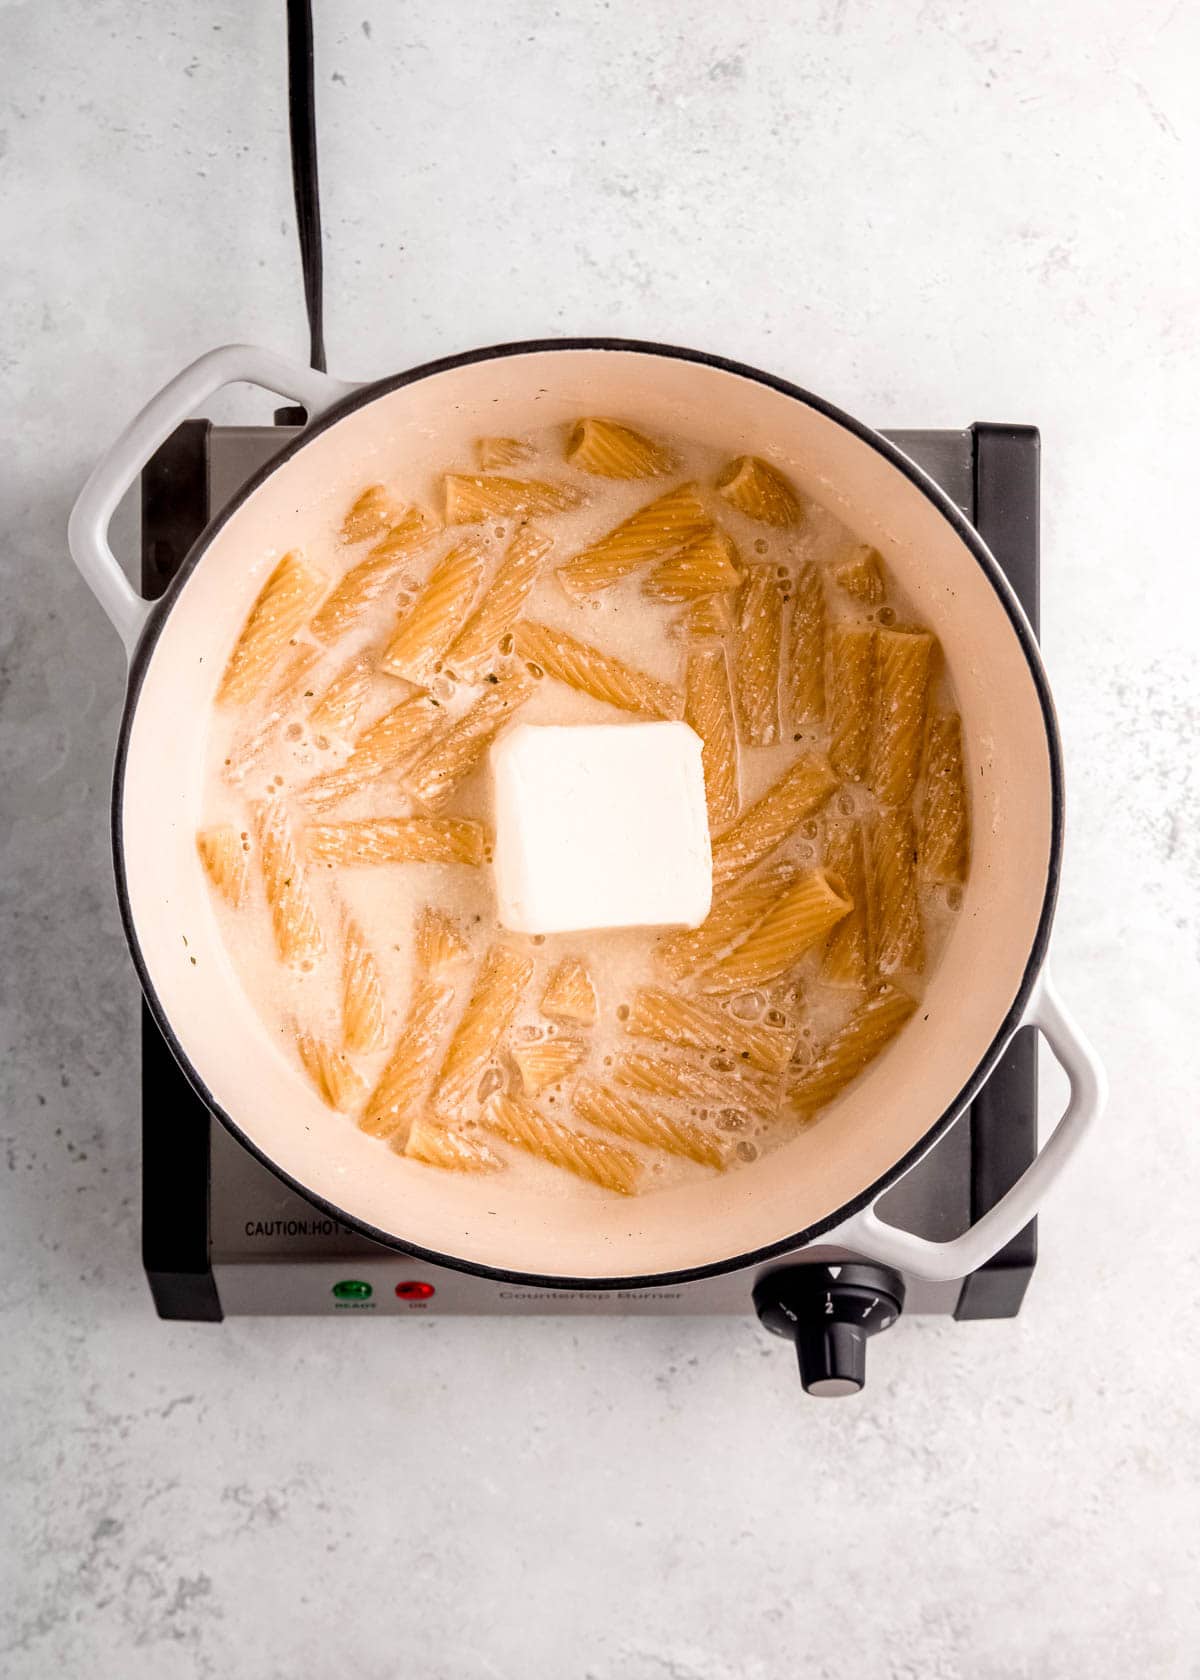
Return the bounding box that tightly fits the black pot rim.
[113,335,1064,1292]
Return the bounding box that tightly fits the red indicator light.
[395,1280,435,1301]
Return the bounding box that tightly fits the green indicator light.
[332,1279,372,1300]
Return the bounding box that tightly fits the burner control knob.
[753,1263,906,1398]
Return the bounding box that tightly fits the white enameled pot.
[69,340,1105,1288]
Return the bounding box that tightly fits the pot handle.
[68,344,358,655]
[834,970,1105,1283]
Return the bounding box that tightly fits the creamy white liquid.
[201,423,963,1198]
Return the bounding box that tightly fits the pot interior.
[119,346,1055,1281]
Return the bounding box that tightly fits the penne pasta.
[380,539,487,685]
[341,485,407,545]
[786,561,826,727]
[308,653,375,739]
[920,712,970,883]
[821,821,871,988]
[415,905,470,973]
[709,754,838,888]
[623,987,795,1073]
[870,627,935,806]
[476,436,534,470]
[405,668,535,812]
[573,1077,724,1169]
[513,620,683,720]
[827,624,876,781]
[218,552,326,707]
[787,984,917,1118]
[643,527,741,601]
[697,870,853,994]
[196,825,249,908]
[443,528,553,677]
[565,417,677,479]
[254,797,324,968]
[684,593,732,642]
[299,692,443,812]
[870,809,924,976]
[481,1091,640,1195]
[310,507,439,644]
[294,1026,365,1111]
[510,1036,587,1097]
[556,483,710,599]
[731,565,786,747]
[341,914,386,1054]
[404,1115,505,1173]
[685,644,740,828]
[306,817,486,868]
[541,958,598,1025]
[359,977,456,1141]
[444,474,582,523]
[613,1050,781,1119]
[715,456,803,527]
[833,544,886,604]
[657,860,801,979]
[433,945,534,1118]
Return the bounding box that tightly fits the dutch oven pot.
[69,340,1105,1288]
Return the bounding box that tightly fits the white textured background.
[2,2,1198,1675]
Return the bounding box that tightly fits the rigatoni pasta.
[310,507,438,644]
[405,1115,504,1173]
[443,528,552,678]
[444,474,582,523]
[294,1026,365,1111]
[556,483,709,598]
[481,1091,641,1194]
[510,1036,587,1097]
[540,958,598,1025]
[833,544,885,604]
[566,418,676,479]
[787,985,917,1118]
[657,859,801,979]
[921,712,970,883]
[380,539,486,685]
[299,692,442,813]
[715,456,803,527]
[828,624,875,781]
[218,552,326,707]
[254,797,324,968]
[340,915,385,1054]
[643,527,741,601]
[201,405,971,1205]
[306,817,486,868]
[514,620,683,719]
[572,1077,724,1169]
[196,825,248,908]
[696,870,852,994]
[405,669,534,812]
[359,978,456,1142]
[870,809,924,976]
[786,561,826,728]
[624,987,795,1074]
[870,627,935,806]
[821,821,871,988]
[709,755,838,887]
[340,485,406,546]
[433,945,534,1118]
[685,644,739,828]
[731,565,785,747]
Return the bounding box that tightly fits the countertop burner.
[139,417,1040,1342]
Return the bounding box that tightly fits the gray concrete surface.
[2,2,1197,1675]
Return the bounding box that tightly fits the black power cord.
[286,0,326,373]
